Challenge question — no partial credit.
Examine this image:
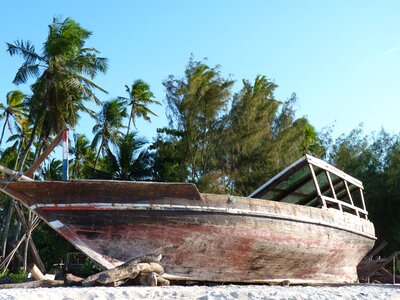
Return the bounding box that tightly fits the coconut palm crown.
[7,17,108,169]
[123,79,161,134]
[0,90,28,147]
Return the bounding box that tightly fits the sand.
[1,284,400,300]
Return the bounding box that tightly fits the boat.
[0,155,376,284]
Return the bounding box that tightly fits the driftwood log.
[28,263,45,281]
[135,272,170,286]
[64,273,84,286]
[82,254,169,287]
[0,254,169,288]
[135,272,157,286]
[0,280,65,289]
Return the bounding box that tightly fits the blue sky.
[1,1,400,147]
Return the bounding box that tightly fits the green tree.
[7,17,108,170]
[218,80,321,195]
[0,90,27,147]
[123,80,161,134]
[6,119,33,171]
[151,128,189,182]
[163,58,234,184]
[32,223,74,270]
[3,17,107,272]
[328,127,400,254]
[42,158,63,180]
[91,98,127,172]
[153,59,322,194]
[70,133,96,179]
[105,132,152,180]
[219,76,280,194]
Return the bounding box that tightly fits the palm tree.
[6,119,32,170]
[0,90,28,147]
[7,17,108,170]
[106,132,152,180]
[124,80,161,134]
[92,98,127,172]
[42,158,63,180]
[70,133,96,179]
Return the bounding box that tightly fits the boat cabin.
[249,155,368,219]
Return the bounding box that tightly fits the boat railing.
[320,196,368,218]
[307,158,368,219]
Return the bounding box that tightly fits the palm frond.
[12,63,41,85]
[105,147,119,178]
[75,73,108,93]
[6,40,43,64]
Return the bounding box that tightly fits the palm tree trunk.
[126,108,133,135]
[33,136,44,164]
[18,118,39,172]
[0,113,9,147]
[14,135,25,170]
[93,140,103,176]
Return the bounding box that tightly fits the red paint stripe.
[63,129,68,142]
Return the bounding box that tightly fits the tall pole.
[394,256,396,284]
[62,128,69,181]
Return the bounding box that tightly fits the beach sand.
[1,284,400,300]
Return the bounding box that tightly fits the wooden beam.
[360,188,367,219]
[303,198,319,207]
[325,171,337,199]
[306,155,364,188]
[24,128,67,178]
[28,263,45,280]
[0,280,65,289]
[82,254,163,287]
[358,251,400,278]
[344,181,358,217]
[321,196,368,216]
[366,240,389,260]
[249,157,308,198]
[0,183,47,272]
[271,188,309,199]
[0,165,32,181]
[14,204,45,272]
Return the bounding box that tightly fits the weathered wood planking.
[0,180,376,284]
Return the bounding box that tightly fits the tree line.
[0,17,399,272]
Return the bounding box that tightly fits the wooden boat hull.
[0,180,375,284]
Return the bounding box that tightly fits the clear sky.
[1,1,400,146]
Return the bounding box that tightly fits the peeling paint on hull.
[0,180,376,284]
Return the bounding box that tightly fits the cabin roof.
[249,155,367,217]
